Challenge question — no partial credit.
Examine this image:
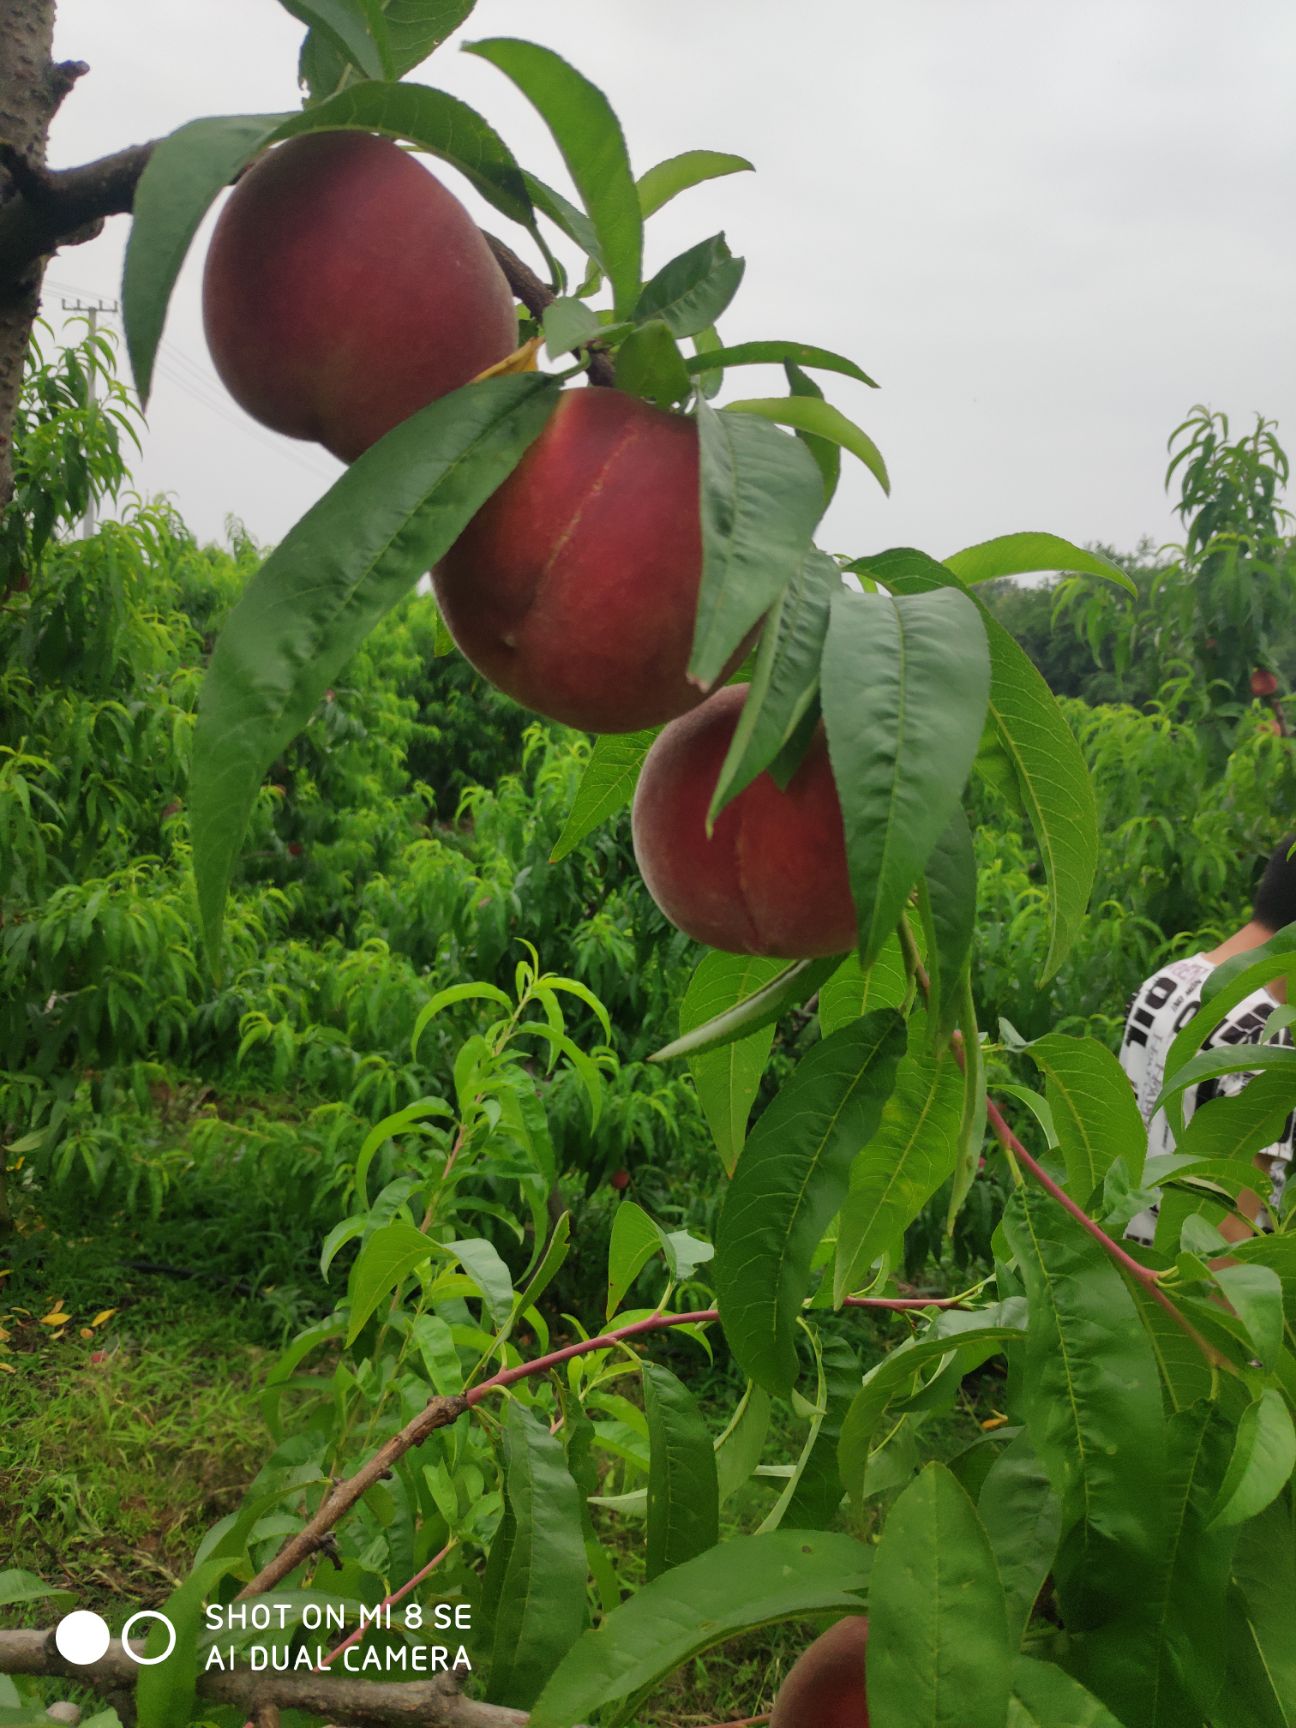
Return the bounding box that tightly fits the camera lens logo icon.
[55,1609,177,1666]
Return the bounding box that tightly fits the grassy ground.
[1,1207,272,1622]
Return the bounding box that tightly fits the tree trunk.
[0,0,58,509]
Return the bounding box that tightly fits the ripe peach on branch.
[202,130,518,462]
[434,387,727,733]
[632,682,856,957]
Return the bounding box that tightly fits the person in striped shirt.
[1118,836,1296,1245]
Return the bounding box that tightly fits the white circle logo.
[121,1611,177,1665]
[54,1611,111,1666]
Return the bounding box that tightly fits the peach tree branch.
[0,1629,529,1728]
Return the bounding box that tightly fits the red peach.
[770,1616,870,1728]
[1251,667,1279,697]
[433,388,715,733]
[203,131,517,462]
[631,684,857,958]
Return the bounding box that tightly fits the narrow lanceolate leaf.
[636,148,754,217]
[1176,1068,1296,1165]
[685,339,878,387]
[705,586,788,825]
[1160,925,1296,1127]
[715,1383,772,1506]
[191,375,557,966]
[135,1558,243,1728]
[978,1431,1062,1642]
[943,531,1134,594]
[447,1235,512,1326]
[606,1201,666,1319]
[868,1464,1012,1728]
[680,952,785,1174]
[1008,1658,1127,1728]
[1155,1042,1296,1120]
[708,547,840,821]
[1223,1495,1296,1728]
[300,0,476,94]
[466,38,643,315]
[982,610,1096,979]
[643,1363,719,1578]
[1210,1389,1296,1529]
[542,294,603,360]
[1003,1186,1164,1550]
[818,937,908,1035]
[124,114,290,403]
[837,1305,1028,1505]
[834,1018,964,1300]
[1023,1032,1149,1200]
[1212,1263,1284,1369]
[523,169,602,263]
[651,954,841,1063]
[483,1403,588,1710]
[1077,1401,1235,1728]
[821,587,990,965]
[724,395,890,494]
[528,1531,871,1728]
[634,233,745,338]
[550,728,657,862]
[1201,924,1296,1009]
[862,547,1098,981]
[1001,1188,1218,1720]
[918,807,977,1044]
[124,86,534,406]
[776,1335,859,1531]
[715,1013,905,1393]
[274,79,537,222]
[345,1220,434,1344]
[613,319,692,408]
[784,361,841,504]
[691,398,826,688]
[278,0,393,80]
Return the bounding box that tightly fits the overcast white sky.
[43,0,1296,559]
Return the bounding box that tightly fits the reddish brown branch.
[466,1308,719,1403]
[236,1394,467,1601]
[244,1293,964,1602]
[980,1087,1227,1365]
[481,229,615,387]
[893,940,1228,1366]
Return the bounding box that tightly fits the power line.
[43,285,339,490]
[149,353,338,484]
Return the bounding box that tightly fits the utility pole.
[61,296,118,538]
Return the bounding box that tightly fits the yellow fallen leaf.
[0,1327,9,1342]
[980,1413,1009,1431]
[40,1309,71,1326]
[471,335,544,382]
[91,1309,116,1328]
[0,1361,14,1373]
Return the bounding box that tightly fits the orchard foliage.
[2,6,1296,1728]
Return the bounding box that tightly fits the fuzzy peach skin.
[433,387,720,733]
[203,131,517,463]
[631,683,857,957]
[770,1616,870,1728]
